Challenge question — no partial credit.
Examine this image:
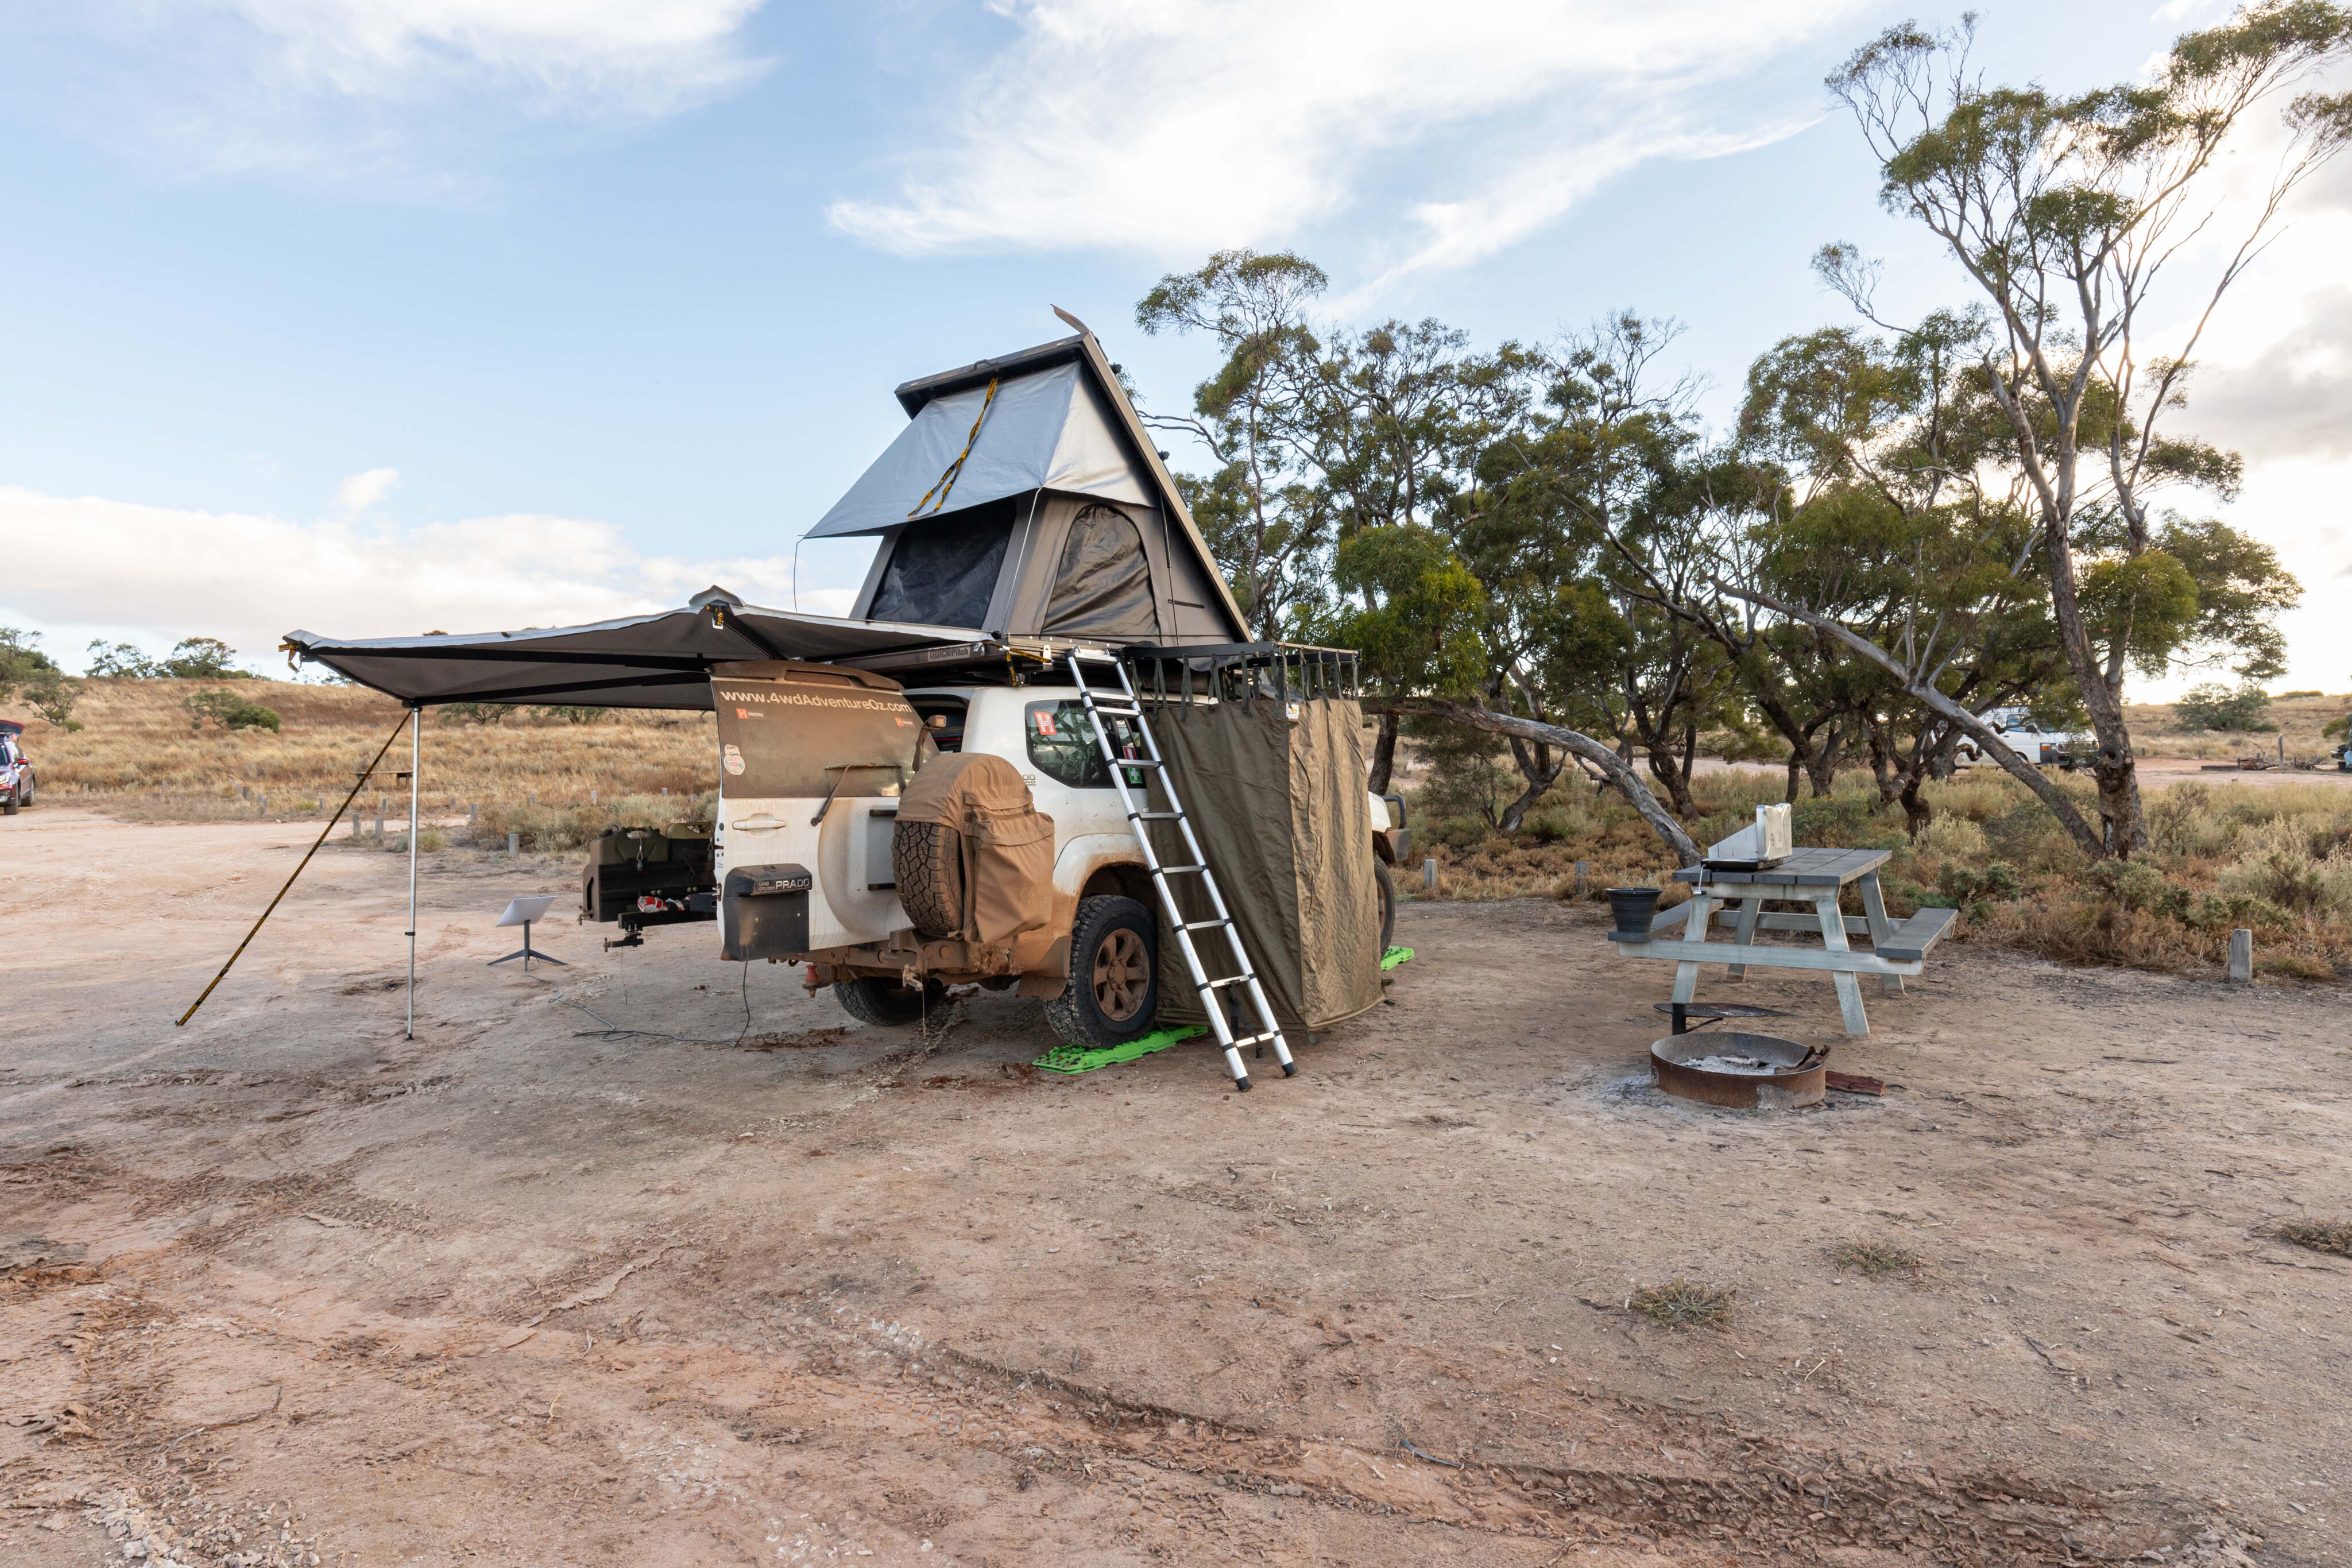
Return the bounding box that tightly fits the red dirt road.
[3,810,2346,1566]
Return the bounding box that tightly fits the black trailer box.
[581,826,716,923]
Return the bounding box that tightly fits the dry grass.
[2274,1219,2352,1257]
[1627,1280,1735,1329]
[2,678,718,846]
[1405,749,2352,982]
[2125,691,2350,763]
[1828,1241,1928,1280]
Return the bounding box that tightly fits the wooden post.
[2228,928,2253,984]
[508,831,521,857]
[1423,858,1438,892]
[1573,861,1589,897]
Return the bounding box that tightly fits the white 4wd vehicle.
[713,677,1407,1048]
[1953,706,2086,769]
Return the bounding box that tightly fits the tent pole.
[406,706,420,1041]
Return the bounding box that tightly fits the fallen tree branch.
[1709,580,2106,858]
[1379,698,1701,865]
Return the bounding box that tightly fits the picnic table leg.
[1814,895,1870,1037]
[1858,873,1903,996]
[1670,891,1712,1006]
[1724,896,1762,980]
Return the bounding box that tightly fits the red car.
[0,721,32,815]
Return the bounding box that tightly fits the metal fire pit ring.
[1650,1032,1827,1111]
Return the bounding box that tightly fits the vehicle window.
[1025,700,1145,789]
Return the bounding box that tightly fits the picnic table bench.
[1606,847,1956,1037]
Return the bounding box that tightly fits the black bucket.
[1607,886,1661,942]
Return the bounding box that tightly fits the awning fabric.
[281,590,982,710]
[806,360,1150,540]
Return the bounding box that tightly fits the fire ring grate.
[1650,1032,1827,1111]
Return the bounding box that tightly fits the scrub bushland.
[1,677,718,846]
[1406,746,2352,984]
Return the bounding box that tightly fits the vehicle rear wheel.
[1043,895,1159,1049]
[891,819,963,938]
[833,974,947,1027]
[1374,857,1396,953]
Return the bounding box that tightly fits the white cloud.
[826,0,1860,283]
[0,486,862,673]
[334,466,401,512]
[15,0,771,190]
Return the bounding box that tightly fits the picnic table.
[1606,847,1956,1037]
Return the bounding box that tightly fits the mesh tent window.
[868,502,1016,629]
[1043,503,1159,638]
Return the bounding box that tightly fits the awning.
[281,588,985,710]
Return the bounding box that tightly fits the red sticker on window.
[1035,712,1056,736]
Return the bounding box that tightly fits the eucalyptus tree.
[1134,249,1337,638]
[1813,3,2351,853]
[1461,313,1740,821]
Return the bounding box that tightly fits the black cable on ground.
[556,958,754,1046]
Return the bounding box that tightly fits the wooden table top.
[1668,846,1893,889]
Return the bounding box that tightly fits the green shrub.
[436,703,514,726]
[1,628,82,729]
[2088,858,2190,919]
[2175,684,2273,732]
[1939,861,2022,905]
[185,688,281,734]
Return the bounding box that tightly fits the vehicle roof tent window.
[867,502,1016,630]
[1043,504,1159,639]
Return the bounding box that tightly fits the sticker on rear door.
[723,743,746,775]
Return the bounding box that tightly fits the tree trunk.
[1497,736,1564,833]
[1805,719,1844,797]
[1386,697,1701,864]
[1864,719,1899,807]
[1366,710,1401,796]
[1897,768,1931,839]
[2041,525,2149,854]
[1784,750,1802,804]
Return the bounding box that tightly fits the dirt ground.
[3,810,2346,1567]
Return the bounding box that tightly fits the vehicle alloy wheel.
[1093,926,1149,1023]
[1044,895,1158,1048]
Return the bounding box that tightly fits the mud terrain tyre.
[1375,857,1395,953]
[891,819,964,938]
[833,974,947,1027]
[1043,895,1159,1050]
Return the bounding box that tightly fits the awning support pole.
[407,706,421,1041]
[175,712,413,1028]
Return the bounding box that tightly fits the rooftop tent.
[818,327,1250,648]
[280,316,1249,707]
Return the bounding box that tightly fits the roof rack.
[1120,641,1361,708]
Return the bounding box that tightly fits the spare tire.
[892,818,964,938]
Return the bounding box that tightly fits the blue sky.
[2,0,2345,696]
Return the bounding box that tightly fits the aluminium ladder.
[1065,649,1294,1090]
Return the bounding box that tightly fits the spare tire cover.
[894,752,1055,945]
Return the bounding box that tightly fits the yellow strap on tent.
[908,377,998,518]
